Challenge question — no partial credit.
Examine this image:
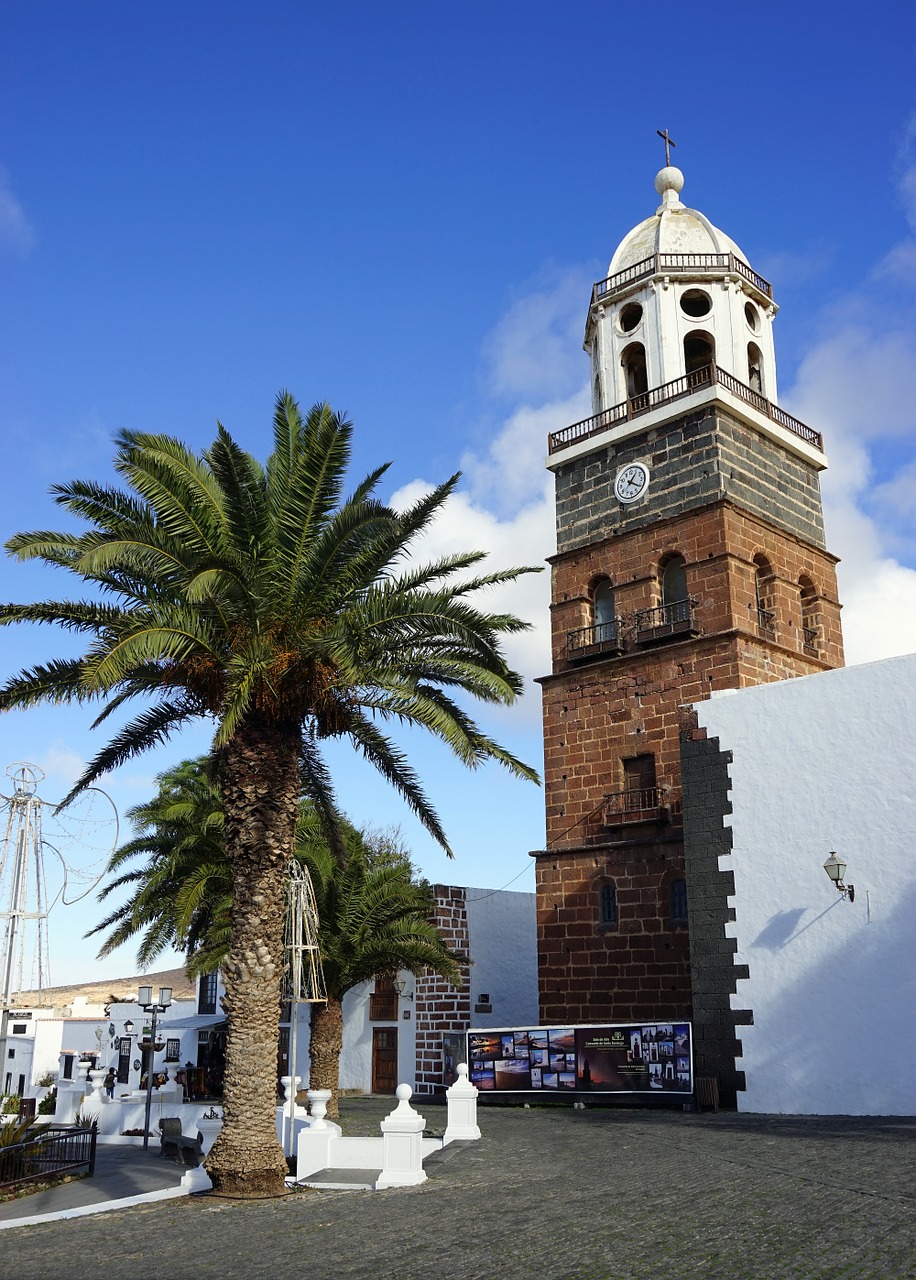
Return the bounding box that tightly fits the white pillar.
[376,1084,427,1189]
[444,1062,480,1142]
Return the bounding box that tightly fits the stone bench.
[158,1116,203,1165]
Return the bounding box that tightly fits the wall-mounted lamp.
[123,1019,135,1037]
[823,852,855,902]
[392,977,414,1001]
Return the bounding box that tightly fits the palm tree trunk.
[205,719,300,1197]
[309,997,343,1119]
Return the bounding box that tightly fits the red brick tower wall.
[537,405,844,1030]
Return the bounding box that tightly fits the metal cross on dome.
[657,128,677,166]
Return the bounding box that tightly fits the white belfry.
[586,164,778,415]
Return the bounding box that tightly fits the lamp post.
[137,985,172,1151]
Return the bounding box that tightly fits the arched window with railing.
[635,553,696,642]
[747,342,764,394]
[621,342,648,402]
[684,330,715,380]
[567,578,622,661]
[753,554,775,637]
[799,576,819,654]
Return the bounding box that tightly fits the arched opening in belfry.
[592,579,616,643]
[684,332,715,379]
[621,342,649,400]
[662,554,688,606]
[799,575,819,654]
[753,554,775,635]
[747,342,764,394]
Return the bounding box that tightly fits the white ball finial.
[396,1083,412,1102]
[655,165,685,211]
[457,1062,469,1080]
[655,166,685,196]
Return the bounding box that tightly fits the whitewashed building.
[680,652,916,1115]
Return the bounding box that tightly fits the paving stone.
[3,1101,915,1279]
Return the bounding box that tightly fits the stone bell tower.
[534,155,844,1063]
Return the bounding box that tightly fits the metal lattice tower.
[0,764,49,1005]
[281,859,325,1153]
[283,859,325,1006]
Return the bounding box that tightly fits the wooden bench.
[158,1117,203,1165]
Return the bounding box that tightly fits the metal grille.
[549,363,821,455]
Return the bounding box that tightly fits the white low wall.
[693,655,916,1115]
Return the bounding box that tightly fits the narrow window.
[684,332,715,377]
[593,580,616,646]
[753,554,775,636]
[599,882,618,926]
[747,342,764,393]
[198,971,218,1015]
[62,1054,74,1081]
[670,878,688,922]
[621,342,648,400]
[662,555,688,606]
[800,576,819,654]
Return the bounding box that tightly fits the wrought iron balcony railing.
[602,786,665,826]
[757,607,776,638]
[548,363,822,455]
[591,251,773,306]
[567,620,623,660]
[634,598,699,644]
[802,626,819,654]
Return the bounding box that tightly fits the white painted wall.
[465,888,538,1029]
[693,654,916,1115]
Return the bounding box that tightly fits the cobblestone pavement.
[3,1101,915,1279]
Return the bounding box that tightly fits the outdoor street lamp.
[823,852,855,903]
[137,986,172,1150]
[392,976,414,1001]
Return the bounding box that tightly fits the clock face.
[614,462,650,504]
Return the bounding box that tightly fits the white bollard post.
[376,1084,427,1189]
[444,1063,481,1142]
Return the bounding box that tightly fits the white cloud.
[786,327,916,667]
[388,270,596,709]
[484,265,593,400]
[0,167,35,254]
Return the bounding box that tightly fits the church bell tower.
[534,154,844,1057]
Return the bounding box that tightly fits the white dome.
[608,168,749,276]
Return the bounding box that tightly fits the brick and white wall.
[685,654,916,1114]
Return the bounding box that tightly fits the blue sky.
[1,2,915,984]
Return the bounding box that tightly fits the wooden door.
[372,1027,398,1095]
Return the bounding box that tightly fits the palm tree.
[90,758,461,1118]
[92,758,230,968]
[0,394,538,1195]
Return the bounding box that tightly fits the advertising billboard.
[466,1022,693,1096]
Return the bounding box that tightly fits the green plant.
[37,1088,57,1115]
[37,1071,57,1088]
[1,1095,20,1115]
[0,1114,38,1147]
